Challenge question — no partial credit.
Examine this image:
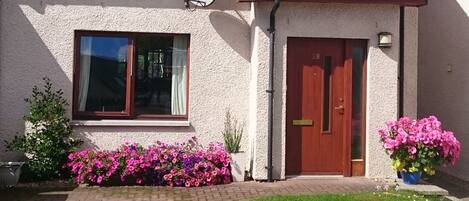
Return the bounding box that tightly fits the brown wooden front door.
[286,38,367,176]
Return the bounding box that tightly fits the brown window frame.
[72,31,190,120]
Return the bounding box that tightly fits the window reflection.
[78,36,128,112]
[134,35,188,115]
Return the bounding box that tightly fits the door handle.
[334,105,344,114]
[334,105,344,110]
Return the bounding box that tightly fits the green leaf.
[222,109,244,153]
[4,77,83,181]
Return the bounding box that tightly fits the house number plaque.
[312,53,320,60]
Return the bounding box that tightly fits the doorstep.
[397,181,449,196]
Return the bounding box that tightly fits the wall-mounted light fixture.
[184,0,216,8]
[378,32,392,48]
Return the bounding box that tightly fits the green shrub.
[5,77,82,181]
[222,110,244,153]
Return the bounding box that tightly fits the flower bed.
[378,116,461,175]
[66,138,231,187]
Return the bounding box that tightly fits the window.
[351,47,365,159]
[73,31,189,120]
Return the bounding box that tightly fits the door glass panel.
[322,56,332,132]
[352,47,364,159]
[78,36,128,112]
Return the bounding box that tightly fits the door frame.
[345,39,368,177]
[285,37,368,177]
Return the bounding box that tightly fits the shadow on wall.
[18,0,249,14]
[272,42,284,180]
[209,11,251,61]
[0,1,72,160]
[418,0,469,182]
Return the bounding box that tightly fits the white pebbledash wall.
[0,0,252,159]
[0,0,418,180]
[419,0,469,182]
[250,2,401,179]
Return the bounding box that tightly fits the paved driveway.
[0,178,381,201]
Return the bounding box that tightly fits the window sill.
[70,120,190,127]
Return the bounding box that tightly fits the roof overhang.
[238,0,427,7]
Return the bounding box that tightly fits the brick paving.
[0,177,382,201]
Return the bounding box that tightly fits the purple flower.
[66,138,233,187]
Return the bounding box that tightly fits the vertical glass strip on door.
[351,48,364,159]
[322,56,332,132]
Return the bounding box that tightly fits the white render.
[0,0,252,157]
[250,2,401,180]
[419,0,469,182]
[0,0,419,180]
[403,7,419,119]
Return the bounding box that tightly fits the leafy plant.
[5,77,82,181]
[378,116,460,175]
[222,110,244,153]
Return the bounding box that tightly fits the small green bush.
[222,110,244,153]
[5,77,82,181]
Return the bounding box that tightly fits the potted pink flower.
[378,116,461,185]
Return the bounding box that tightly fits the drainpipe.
[397,6,405,179]
[399,7,405,118]
[266,0,280,183]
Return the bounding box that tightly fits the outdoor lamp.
[378,32,392,48]
[184,0,216,8]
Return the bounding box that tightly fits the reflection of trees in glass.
[134,36,175,115]
[75,33,189,117]
[85,55,127,112]
[79,36,128,112]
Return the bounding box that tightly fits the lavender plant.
[222,110,244,153]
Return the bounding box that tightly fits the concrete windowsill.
[70,120,190,127]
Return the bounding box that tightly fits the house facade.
[0,0,425,180]
[419,0,469,182]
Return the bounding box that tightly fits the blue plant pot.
[401,171,422,185]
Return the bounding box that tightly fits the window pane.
[78,36,128,112]
[322,56,332,132]
[135,35,188,115]
[352,47,364,159]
